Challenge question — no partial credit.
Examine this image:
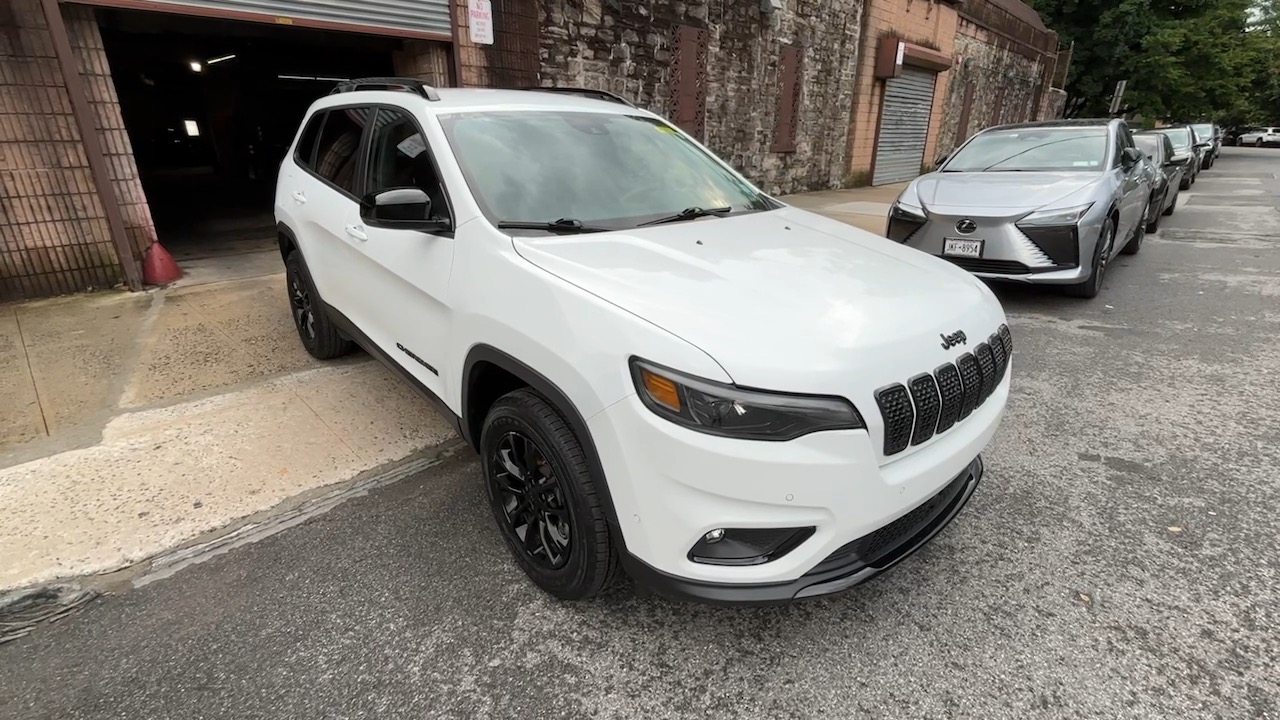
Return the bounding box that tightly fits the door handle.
[291,191,307,205]
[344,224,368,242]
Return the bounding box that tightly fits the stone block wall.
[534,0,864,196]
[0,1,150,301]
[934,17,1052,155]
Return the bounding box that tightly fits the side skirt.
[319,299,465,440]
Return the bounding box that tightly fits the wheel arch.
[277,222,299,263]
[461,344,626,538]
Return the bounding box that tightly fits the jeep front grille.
[874,324,1011,457]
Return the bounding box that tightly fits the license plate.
[943,238,984,258]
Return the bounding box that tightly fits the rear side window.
[312,107,368,195]
[294,112,326,170]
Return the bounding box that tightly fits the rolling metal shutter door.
[101,0,452,37]
[872,67,937,185]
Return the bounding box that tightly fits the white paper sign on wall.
[468,0,494,45]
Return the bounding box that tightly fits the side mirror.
[934,151,951,168]
[360,188,449,231]
[1121,147,1143,167]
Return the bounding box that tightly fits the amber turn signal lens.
[640,368,682,411]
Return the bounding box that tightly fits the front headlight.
[890,199,927,223]
[1018,203,1094,227]
[630,358,864,441]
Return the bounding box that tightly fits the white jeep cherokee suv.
[275,78,1012,604]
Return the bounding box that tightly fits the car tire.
[1163,188,1178,216]
[285,251,354,360]
[1124,201,1149,255]
[1141,193,1161,236]
[1065,216,1115,299]
[480,388,619,601]
[1257,139,1265,148]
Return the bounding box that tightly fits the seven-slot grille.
[875,324,1012,456]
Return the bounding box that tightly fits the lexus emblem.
[955,219,978,235]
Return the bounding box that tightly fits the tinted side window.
[295,112,325,170]
[365,108,450,221]
[312,107,368,195]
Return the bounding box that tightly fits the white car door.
[342,106,456,399]
[293,106,371,326]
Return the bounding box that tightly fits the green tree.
[1030,0,1258,121]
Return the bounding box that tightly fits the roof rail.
[331,77,441,101]
[519,86,635,108]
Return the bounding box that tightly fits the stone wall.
[0,1,150,300]
[534,0,864,195]
[935,16,1055,155]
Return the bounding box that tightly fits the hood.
[913,171,1102,212]
[512,207,1006,396]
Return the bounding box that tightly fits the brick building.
[1,0,1066,301]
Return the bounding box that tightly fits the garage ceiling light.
[183,120,200,137]
[207,54,236,65]
[189,61,202,73]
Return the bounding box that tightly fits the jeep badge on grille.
[940,330,967,350]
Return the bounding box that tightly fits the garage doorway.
[98,9,399,265]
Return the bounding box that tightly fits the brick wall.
[935,16,1055,155]
[534,0,863,196]
[846,0,958,184]
[0,1,150,301]
[393,39,453,87]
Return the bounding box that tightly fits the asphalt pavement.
[3,147,1279,720]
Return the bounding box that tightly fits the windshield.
[438,111,771,228]
[1134,135,1163,159]
[1191,124,1214,139]
[1155,127,1192,149]
[942,127,1109,172]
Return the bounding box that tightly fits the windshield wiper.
[496,218,610,234]
[638,206,733,227]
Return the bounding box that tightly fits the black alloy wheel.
[284,251,352,360]
[289,273,315,342]
[480,389,618,600]
[491,430,573,570]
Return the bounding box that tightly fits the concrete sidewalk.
[778,182,905,235]
[0,273,456,592]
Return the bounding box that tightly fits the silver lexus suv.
[889,119,1153,299]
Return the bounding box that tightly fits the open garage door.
[99,9,403,263]
[76,0,452,38]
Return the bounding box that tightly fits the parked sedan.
[1238,126,1280,147]
[1151,125,1203,188]
[1134,131,1185,229]
[1190,122,1220,167]
[888,119,1152,299]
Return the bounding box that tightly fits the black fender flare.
[276,222,299,262]
[462,344,627,541]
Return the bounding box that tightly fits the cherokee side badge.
[940,330,967,350]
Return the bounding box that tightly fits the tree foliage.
[1029,0,1276,122]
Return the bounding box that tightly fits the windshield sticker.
[1072,160,1097,167]
[655,125,679,134]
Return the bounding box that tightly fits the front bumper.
[623,456,982,605]
[899,209,1103,285]
[588,369,1008,603]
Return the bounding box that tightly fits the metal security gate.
[75,0,452,38]
[872,67,937,185]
